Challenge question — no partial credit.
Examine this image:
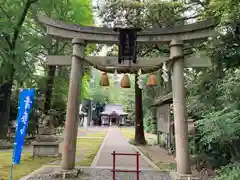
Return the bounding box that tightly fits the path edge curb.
[19,166,47,180]
[120,129,160,171]
[91,128,109,167]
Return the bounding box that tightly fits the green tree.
[185,0,240,172]
[0,0,38,138]
[0,0,94,138]
[33,0,94,114]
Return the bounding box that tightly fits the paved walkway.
[92,127,154,170]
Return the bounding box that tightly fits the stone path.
[27,168,172,180]
[92,127,154,170]
[81,168,172,180]
[21,127,173,180]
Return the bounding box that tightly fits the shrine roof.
[100,104,128,115]
[153,88,188,107]
[152,92,173,107]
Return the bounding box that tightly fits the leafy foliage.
[185,0,240,176]
[0,0,94,138]
[214,163,240,180]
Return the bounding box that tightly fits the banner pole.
[9,163,13,180]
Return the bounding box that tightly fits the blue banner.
[12,88,35,164]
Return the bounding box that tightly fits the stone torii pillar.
[170,39,191,176]
[61,38,85,170]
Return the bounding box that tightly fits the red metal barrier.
[111,151,141,180]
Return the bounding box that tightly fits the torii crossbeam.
[46,54,211,74]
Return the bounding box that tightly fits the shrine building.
[100,104,128,126]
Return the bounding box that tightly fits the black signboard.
[114,28,141,64]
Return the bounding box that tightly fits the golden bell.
[120,74,131,88]
[147,74,157,86]
[100,72,109,86]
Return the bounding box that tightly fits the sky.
[92,0,105,26]
[92,0,109,57]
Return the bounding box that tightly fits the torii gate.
[38,15,217,178]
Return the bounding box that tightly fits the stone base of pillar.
[60,168,82,179]
[32,141,60,157]
[170,171,200,180]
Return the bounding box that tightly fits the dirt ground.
[138,145,176,171]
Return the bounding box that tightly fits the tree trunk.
[87,100,92,126]
[134,74,146,145]
[0,61,15,139]
[0,82,12,138]
[44,65,56,114]
[0,98,10,138]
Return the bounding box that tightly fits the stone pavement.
[26,168,172,180]
[92,127,154,170]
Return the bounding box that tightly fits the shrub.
[214,163,240,180]
[0,139,13,149]
[144,111,153,133]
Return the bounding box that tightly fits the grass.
[75,138,103,166]
[50,138,105,165]
[120,127,158,145]
[83,131,107,138]
[0,137,105,180]
[120,128,135,140]
[0,151,59,180]
[156,161,176,171]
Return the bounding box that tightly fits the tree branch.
[11,0,38,50]
[125,11,137,27]
[30,6,46,31]
[0,5,11,20]
[154,45,170,54]
[53,41,60,54]
[145,13,159,27]
[24,44,39,52]
[59,42,68,53]
[2,33,11,48]
[23,58,34,74]
[138,45,155,57]
[177,14,200,22]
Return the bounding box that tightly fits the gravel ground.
[26,168,172,180]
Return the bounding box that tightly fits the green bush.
[190,108,240,168]
[214,163,240,180]
[0,139,13,149]
[188,70,240,169]
[144,111,153,133]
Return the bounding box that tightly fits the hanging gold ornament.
[99,72,109,86]
[120,74,131,88]
[147,74,157,86]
